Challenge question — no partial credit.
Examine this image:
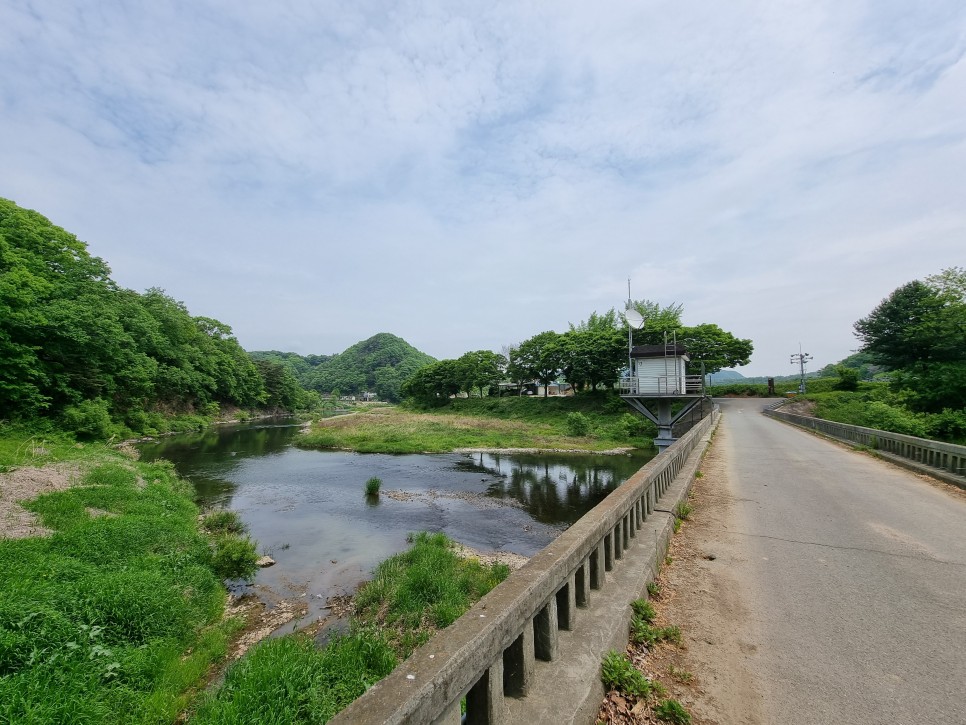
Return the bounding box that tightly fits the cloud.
[1,0,964,373]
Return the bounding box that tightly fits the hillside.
[252,333,435,403]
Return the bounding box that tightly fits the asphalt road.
[714,398,966,725]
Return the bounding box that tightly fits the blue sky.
[2,1,964,375]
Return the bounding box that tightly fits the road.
[690,398,966,725]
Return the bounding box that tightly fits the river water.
[137,420,655,623]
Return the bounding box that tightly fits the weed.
[631,621,682,647]
[654,698,692,724]
[600,650,659,698]
[694,470,703,479]
[673,518,682,533]
[665,555,673,565]
[667,665,693,683]
[631,599,656,623]
[646,581,661,598]
[675,502,693,520]
[203,510,247,535]
[365,477,382,496]
[210,535,259,580]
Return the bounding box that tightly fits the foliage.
[566,412,591,436]
[456,349,507,398]
[0,449,239,723]
[509,331,566,397]
[300,333,436,403]
[833,365,860,391]
[600,650,660,698]
[210,535,259,580]
[196,532,507,723]
[365,477,382,496]
[298,395,657,454]
[631,598,656,623]
[654,698,692,724]
[676,323,753,375]
[854,268,966,412]
[0,197,323,436]
[202,510,248,535]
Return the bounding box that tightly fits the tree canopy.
[854,267,966,412]
[0,197,315,434]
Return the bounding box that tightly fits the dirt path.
[649,425,766,724]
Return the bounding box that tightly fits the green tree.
[854,269,966,412]
[456,350,507,397]
[401,359,462,405]
[677,324,753,375]
[511,331,565,397]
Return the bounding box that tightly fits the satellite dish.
[625,308,645,329]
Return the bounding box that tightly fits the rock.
[256,556,276,568]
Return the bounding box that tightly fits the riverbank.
[297,394,657,454]
[0,431,264,724]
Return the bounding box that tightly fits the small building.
[625,344,699,395]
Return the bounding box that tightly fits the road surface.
[685,398,966,725]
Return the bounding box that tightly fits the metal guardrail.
[619,375,704,395]
[763,408,966,479]
[330,408,720,725]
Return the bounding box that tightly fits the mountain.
[708,369,746,383]
[251,333,435,403]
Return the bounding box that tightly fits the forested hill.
[0,197,311,437]
[251,333,435,402]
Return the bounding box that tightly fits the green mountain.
[251,333,435,403]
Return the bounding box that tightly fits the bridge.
[331,400,966,724]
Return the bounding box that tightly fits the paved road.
[714,398,966,725]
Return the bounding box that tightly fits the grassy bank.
[297,392,657,454]
[793,386,966,444]
[191,532,509,724]
[0,430,256,724]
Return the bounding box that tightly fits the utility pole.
[790,345,813,394]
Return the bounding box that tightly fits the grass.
[646,581,661,598]
[297,393,658,454]
[193,532,510,723]
[601,650,663,699]
[364,477,382,496]
[654,698,692,724]
[0,438,254,724]
[629,598,681,647]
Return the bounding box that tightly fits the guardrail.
[763,408,966,481]
[330,407,720,725]
[619,375,704,395]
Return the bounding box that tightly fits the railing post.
[466,659,507,725]
[623,513,631,547]
[576,561,590,607]
[433,699,462,725]
[503,624,535,697]
[604,532,614,571]
[591,540,606,588]
[534,597,559,661]
[557,578,576,631]
[614,521,624,560]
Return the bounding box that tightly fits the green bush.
[834,365,860,391]
[203,510,248,535]
[210,536,259,580]
[61,398,116,439]
[565,412,591,437]
[365,477,382,496]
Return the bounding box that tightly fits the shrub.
[210,536,259,580]
[834,365,860,391]
[61,398,115,439]
[203,510,247,535]
[365,477,382,496]
[565,412,590,437]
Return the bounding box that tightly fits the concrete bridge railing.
[763,408,966,487]
[330,407,720,725]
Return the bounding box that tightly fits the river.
[137,420,655,625]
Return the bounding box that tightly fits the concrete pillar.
[614,520,624,561]
[604,532,614,571]
[503,623,535,697]
[576,562,590,607]
[623,513,631,548]
[466,659,507,725]
[590,542,606,589]
[534,597,558,661]
[557,576,576,631]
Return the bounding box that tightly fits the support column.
[466,659,507,725]
[534,598,559,661]
[503,624,535,697]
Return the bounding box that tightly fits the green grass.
[600,650,663,698]
[193,532,510,724]
[364,477,382,496]
[297,393,658,454]
[646,581,661,598]
[0,442,252,724]
[655,698,692,724]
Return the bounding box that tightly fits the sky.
[2,1,964,376]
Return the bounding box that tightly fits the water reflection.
[456,452,652,524]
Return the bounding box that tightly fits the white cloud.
[1,0,964,373]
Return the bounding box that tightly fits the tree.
[456,350,507,397]
[676,324,753,375]
[511,331,565,397]
[854,269,966,412]
[401,359,462,405]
